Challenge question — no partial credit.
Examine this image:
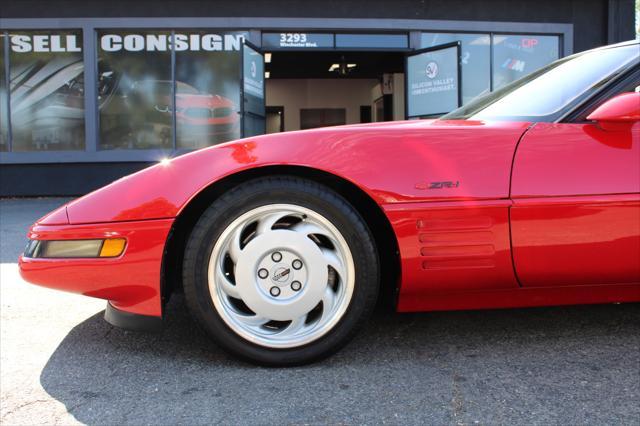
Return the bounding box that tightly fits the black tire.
[182,176,380,366]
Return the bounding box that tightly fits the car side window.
[569,68,640,123]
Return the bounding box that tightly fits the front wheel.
[182,177,379,366]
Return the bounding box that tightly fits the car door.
[510,82,640,287]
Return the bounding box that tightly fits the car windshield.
[441,43,639,122]
[132,81,201,96]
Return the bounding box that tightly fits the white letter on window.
[224,34,243,51]
[190,34,200,51]
[101,35,122,52]
[50,35,64,52]
[172,34,189,51]
[202,34,222,51]
[124,35,145,52]
[11,35,31,52]
[33,35,49,52]
[146,34,167,51]
[66,35,82,52]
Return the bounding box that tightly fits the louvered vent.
[417,216,496,270]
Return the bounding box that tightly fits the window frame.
[420,31,564,99]
[96,28,176,152]
[561,62,640,123]
[489,33,562,91]
[0,17,572,164]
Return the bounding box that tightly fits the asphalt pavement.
[1,197,639,425]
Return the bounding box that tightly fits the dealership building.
[0,0,635,196]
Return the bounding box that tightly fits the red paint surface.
[398,283,640,313]
[511,122,640,197]
[511,196,640,287]
[19,219,173,316]
[18,116,640,318]
[587,92,640,123]
[384,200,518,309]
[36,204,69,225]
[64,120,529,224]
[511,122,640,288]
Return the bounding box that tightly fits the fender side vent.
[417,217,496,270]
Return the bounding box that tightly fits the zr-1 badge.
[415,181,460,190]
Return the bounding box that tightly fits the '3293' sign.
[262,32,334,49]
[280,33,308,44]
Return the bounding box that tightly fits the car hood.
[176,94,235,109]
[40,119,530,225]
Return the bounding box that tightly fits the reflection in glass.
[442,44,638,122]
[335,34,408,49]
[492,35,559,90]
[98,30,173,150]
[421,33,490,105]
[175,31,241,149]
[9,30,85,151]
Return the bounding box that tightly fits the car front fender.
[64,120,529,224]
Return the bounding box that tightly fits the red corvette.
[19,41,640,365]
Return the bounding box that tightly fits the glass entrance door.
[241,41,266,137]
[406,42,462,118]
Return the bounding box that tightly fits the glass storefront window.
[0,33,8,152]
[175,31,243,149]
[335,33,408,49]
[8,30,85,152]
[0,27,565,158]
[98,30,173,150]
[421,33,491,104]
[407,43,461,117]
[492,34,559,90]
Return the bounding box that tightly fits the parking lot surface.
[1,197,639,425]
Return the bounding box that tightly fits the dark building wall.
[0,163,151,197]
[1,0,635,52]
[0,0,635,197]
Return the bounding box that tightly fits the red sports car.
[19,41,640,366]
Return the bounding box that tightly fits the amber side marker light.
[24,238,127,259]
[99,238,127,257]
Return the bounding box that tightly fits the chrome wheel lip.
[207,203,355,349]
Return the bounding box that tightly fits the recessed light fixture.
[328,63,357,72]
[328,56,357,76]
[329,55,358,76]
[265,53,272,63]
[265,71,271,78]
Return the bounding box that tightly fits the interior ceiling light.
[328,55,357,76]
[265,71,270,78]
[265,53,272,63]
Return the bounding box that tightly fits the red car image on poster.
[175,87,240,146]
[7,58,240,151]
[19,41,640,366]
[119,80,240,148]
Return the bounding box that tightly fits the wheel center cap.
[272,267,291,284]
[234,230,328,321]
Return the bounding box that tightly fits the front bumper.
[19,218,174,318]
[104,302,164,331]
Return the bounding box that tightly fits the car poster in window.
[7,30,85,152]
[97,30,245,150]
[174,32,245,149]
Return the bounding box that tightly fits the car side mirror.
[587,92,640,131]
